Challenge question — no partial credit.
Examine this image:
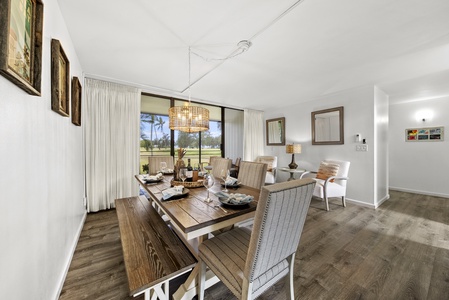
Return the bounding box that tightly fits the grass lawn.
[140,148,222,173]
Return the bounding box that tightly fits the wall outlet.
[356,145,368,151]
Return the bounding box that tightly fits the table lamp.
[286,144,301,169]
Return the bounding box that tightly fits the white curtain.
[84,78,141,212]
[243,109,264,161]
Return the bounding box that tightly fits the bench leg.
[173,264,220,300]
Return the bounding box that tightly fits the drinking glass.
[221,169,230,192]
[203,173,215,203]
[179,168,187,184]
[160,161,167,173]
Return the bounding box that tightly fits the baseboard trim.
[54,211,87,300]
[389,187,449,199]
[345,198,376,209]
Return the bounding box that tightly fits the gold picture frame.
[0,0,43,95]
[51,39,70,117]
[71,76,81,126]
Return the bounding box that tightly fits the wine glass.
[179,168,187,184]
[160,161,167,173]
[221,169,230,192]
[203,173,215,203]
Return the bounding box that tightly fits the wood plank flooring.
[59,191,449,300]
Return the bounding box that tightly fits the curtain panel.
[84,78,140,212]
[243,109,264,161]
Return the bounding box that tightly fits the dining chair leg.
[342,196,346,207]
[285,253,295,300]
[198,260,206,300]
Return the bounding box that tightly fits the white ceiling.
[57,0,449,110]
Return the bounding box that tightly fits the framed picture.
[266,117,285,145]
[51,39,70,117]
[71,76,81,126]
[405,126,444,142]
[0,0,44,95]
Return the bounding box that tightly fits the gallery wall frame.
[0,0,44,96]
[405,126,444,142]
[266,117,285,146]
[71,76,81,126]
[51,38,70,117]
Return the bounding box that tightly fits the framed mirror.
[312,106,344,145]
[266,117,285,145]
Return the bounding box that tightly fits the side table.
[279,167,306,181]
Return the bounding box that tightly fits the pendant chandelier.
[169,47,210,133]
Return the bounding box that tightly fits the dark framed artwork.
[0,0,44,95]
[71,76,81,126]
[406,126,444,142]
[51,38,70,117]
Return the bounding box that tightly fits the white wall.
[389,96,449,197]
[0,0,85,299]
[374,87,390,207]
[264,86,382,207]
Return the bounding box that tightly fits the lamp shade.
[169,103,210,133]
[286,144,302,154]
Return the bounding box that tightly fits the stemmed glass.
[160,161,167,173]
[221,169,230,192]
[179,168,187,184]
[203,173,215,203]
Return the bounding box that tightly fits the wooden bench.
[115,196,196,300]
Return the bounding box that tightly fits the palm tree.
[155,116,165,146]
[141,113,157,155]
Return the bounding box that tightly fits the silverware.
[214,205,228,213]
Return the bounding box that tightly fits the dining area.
[115,156,316,300]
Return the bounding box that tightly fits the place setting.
[220,169,241,191]
[160,185,190,201]
[142,173,164,184]
[214,190,254,207]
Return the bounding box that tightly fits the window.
[140,94,243,173]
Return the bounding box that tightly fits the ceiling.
[57,0,449,110]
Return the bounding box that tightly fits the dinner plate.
[218,196,252,207]
[162,188,190,201]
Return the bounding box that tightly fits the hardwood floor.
[59,191,449,300]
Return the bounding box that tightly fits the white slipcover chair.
[300,159,350,211]
[255,156,278,184]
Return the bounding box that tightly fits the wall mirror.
[266,117,285,145]
[312,106,344,145]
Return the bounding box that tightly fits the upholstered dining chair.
[255,156,278,184]
[147,156,174,175]
[211,157,232,179]
[300,159,350,211]
[237,161,267,190]
[197,179,316,300]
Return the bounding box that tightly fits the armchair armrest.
[299,171,317,179]
[324,176,349,185]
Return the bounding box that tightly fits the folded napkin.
[144,173,163,181]
[163,168,173,173]
[225,176,238,185]
[162,185,184,200]
[215,191,253,205]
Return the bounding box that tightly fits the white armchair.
[300,159,350,211]
[255,156,278,184]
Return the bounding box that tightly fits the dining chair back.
[147,156,174,175]
[237,161,267,189]
[211,158,232,179]
[198,179,316,300]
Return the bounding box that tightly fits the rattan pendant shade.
[169,47,210,133]
[169,103,209,133]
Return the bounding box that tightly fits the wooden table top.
[135,175,260,240]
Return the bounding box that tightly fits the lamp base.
[288,153,298,169]
[288,162,298,169]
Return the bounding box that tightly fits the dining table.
[135,174,261,300]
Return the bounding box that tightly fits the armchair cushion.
[258,158,274,172]
[316,162,339,182]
